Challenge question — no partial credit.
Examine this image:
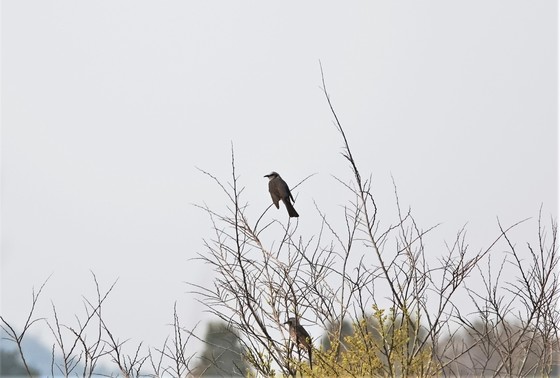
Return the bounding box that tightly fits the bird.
[284,317,312,369]
[264,172,299,217]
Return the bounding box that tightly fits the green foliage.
[245,349,275,377]
[285,307,438,378]
[370,306,438,377]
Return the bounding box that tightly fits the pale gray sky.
[1,0,557,363]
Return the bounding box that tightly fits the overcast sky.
[1,1,557,363]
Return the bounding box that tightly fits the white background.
[1,0,557,366]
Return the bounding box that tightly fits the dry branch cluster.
[192,78,559,377]
[1,273,199,377]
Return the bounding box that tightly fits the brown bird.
[284,317,312,369]
[264,172,299,217]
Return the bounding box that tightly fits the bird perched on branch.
[264,172,299,217]
[284,317,312,369]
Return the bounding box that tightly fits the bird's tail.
[308,347,312,369]
[284,199,299,218]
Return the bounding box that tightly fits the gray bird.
[284,317,312,369]
[264,172,299,218]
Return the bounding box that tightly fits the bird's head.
[284,317,298,326]
[264,171,279,179]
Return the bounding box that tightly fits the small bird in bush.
[264,172,299,217]
[284,317,312,369]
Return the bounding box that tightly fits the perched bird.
[264,172,299,217]
[284,317,312,369]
